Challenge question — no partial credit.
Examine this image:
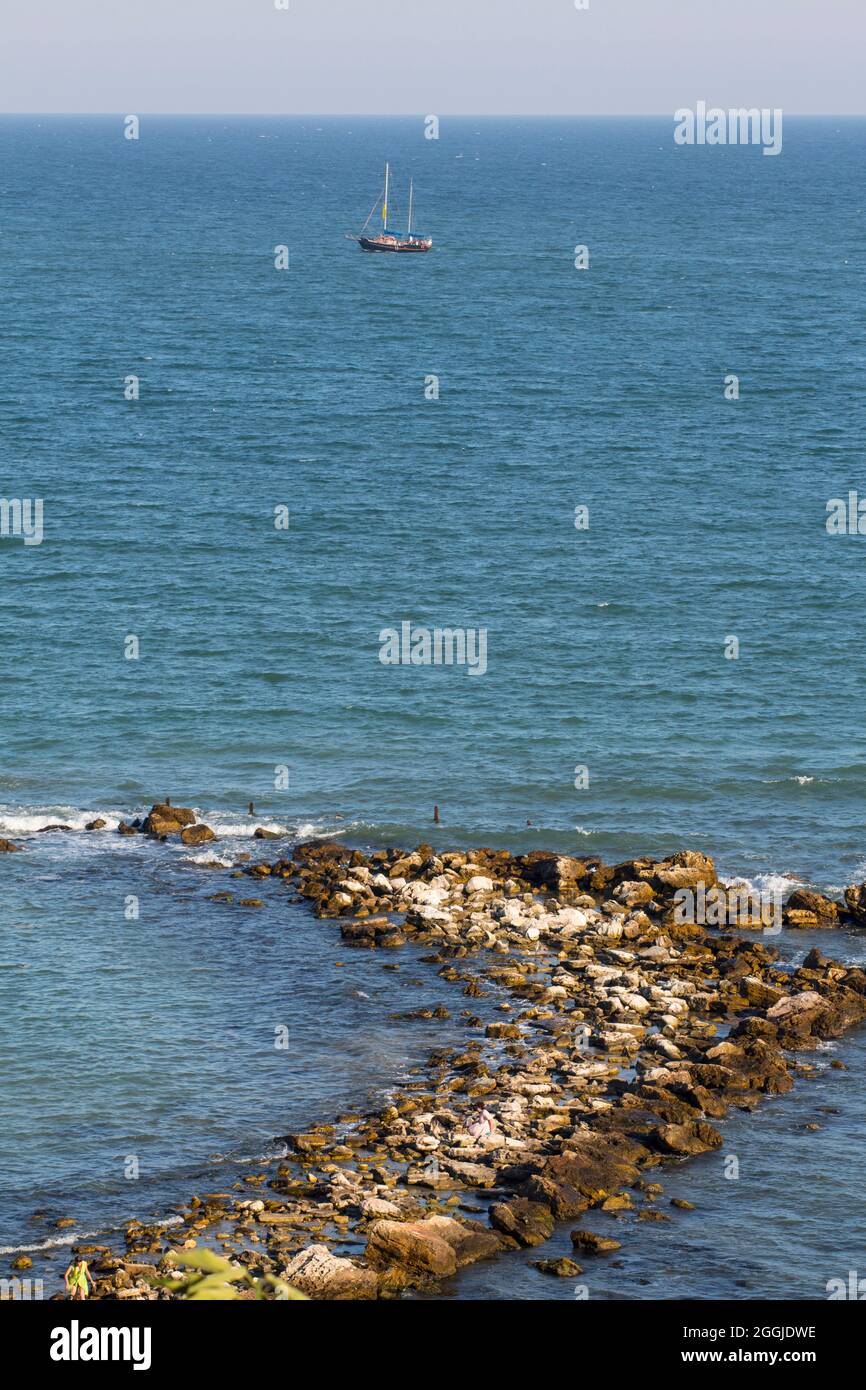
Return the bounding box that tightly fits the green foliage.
[156,1247,307,1301]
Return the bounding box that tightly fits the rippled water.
[2,115,866,1295]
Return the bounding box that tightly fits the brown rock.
[180,823,216,845]
[651,1121,723,1156]
[784,889,840,927]
[489,1199,554,1247]
[366,1219,458,1277]
[570,1229,621,1254]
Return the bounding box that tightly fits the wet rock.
[422,1215,504,1266]
[489,1199,554,1247]
[533,1257,584,1277]
[570,1229,621,1254]
[0,839,23,852]
[180,823,216,846]
[85,819,107,831]
[254,827,282,839]
[281,1244,378,1300]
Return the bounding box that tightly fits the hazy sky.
[2,0,863,115]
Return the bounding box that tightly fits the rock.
[766,991,827,1021]
[143,803,196,837]
[180,823,216,845]
[784,888,840,927]
[671,1198,696,1210]
[422,1215,504,1267]
[281,1244,378,1300]
[520,854,588,894]
[533,1257,584,1277]
[85,819,107,831]
[359,1196,402,1220]
[570,1229,621,1254]
[614,880,656,907]
[11,1254,33,1269]
[652,850,717,893]
[489,1199,554,1247]
[522,1135,646,1218]
[0,839,22,852]
[253,827,282,839]
[465,875,495,894]
[150,803,196,826]
[741,976,785,1009]
[117,821,138,836]
[651,1121,723,1156]
[844,883,866,925]
[366,1219,458,1277]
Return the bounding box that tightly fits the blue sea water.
[2,115,866,1297]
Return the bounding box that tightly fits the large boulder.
[180,823,216,846]
[143,803,196,837]
[366,1219,457,1278]
[0,838,22,852]
[521,1133,646,1217]
[421,1215,504,1267]
[784,889,841,929]
[489,1199,554,1247]
[651,850,717,894]
[281,1245,378,1300]
[766,990,828,1022]
[519,854,588,894]
[650,1121,723,1156]
[149,802,196,826]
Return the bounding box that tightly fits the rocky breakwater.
[81,842,866,1301]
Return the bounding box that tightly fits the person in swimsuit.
[64,1255,93,1300]
[467,1102,497,1143]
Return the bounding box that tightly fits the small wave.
[0,806,122,836]
[724,873,798,900]
[203,817,288,838]
[0,1213,184,1256]
[183,852,236,868]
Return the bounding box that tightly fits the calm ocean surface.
[2,116,865,1297]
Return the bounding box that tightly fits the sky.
[1,0,863,115]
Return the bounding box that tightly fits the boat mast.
[408,179,413,237]
[383,162,389,232]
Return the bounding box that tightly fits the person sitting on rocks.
[466,1102,497,1144]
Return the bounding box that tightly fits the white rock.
[465,875,495,893]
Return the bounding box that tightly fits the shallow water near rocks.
[419,926,866,1301]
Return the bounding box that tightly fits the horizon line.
[1,110,865,120]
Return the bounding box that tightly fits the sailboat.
[349,164,433,253]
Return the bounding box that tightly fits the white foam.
[0,806,122,835]
[183,851,235,868]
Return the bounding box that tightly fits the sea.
[2,115,865,1299]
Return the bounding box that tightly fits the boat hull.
[358,236,432,254]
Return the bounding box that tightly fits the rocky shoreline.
[13,815,866,1300]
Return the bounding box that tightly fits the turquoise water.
[2,116,866,1293]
